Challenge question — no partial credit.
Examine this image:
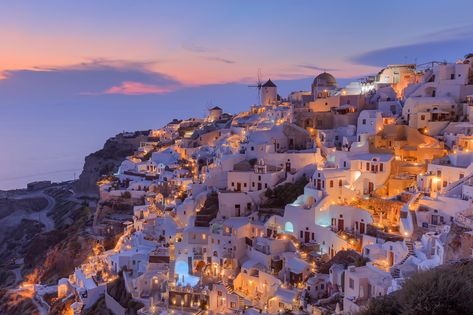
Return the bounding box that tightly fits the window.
[420,115,425,120]
[243,183,247,187]
[339,179,342,187]
[231,182,234,186]
[285,222,294,233]
[379,163,384,172]
[330,180,333,188]
[362,119,366,125]
[231,302,236,308]
[258,175,261,181]
[279,302,285,308]
[251,146,254,151]
[366,163,370,171]
[343,161,347,167]
[460,173,465,179]
[349,278,354,289]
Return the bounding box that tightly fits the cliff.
[74,131,149,197]
[444,223,473,262]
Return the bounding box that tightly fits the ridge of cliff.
[74,131,149,197]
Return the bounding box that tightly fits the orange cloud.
[103,81,177,95]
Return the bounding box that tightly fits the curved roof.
[312,72,337,87]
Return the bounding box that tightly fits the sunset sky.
[1,0,472,90]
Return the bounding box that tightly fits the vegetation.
[262,176,308,208]
[359,260,473,315]
[82,296,113,315]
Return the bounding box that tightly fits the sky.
[0,0,472,189]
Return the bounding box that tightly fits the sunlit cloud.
[296,64,339,72]
[205,56,236,64]
[181,42,214,53]
[103,81,178,95]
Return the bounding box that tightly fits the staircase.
[169,260,176,282]
[391,266,400,278]
[390,240,416,279]
[195,193,219,227]
[223,279,234,294]
[238,295,244,307]
[405,240,416,257]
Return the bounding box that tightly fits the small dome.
[312,72,337,88]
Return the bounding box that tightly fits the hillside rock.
[74,131,149,197]
[444,223,473,262]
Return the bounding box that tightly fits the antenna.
[248,68,263,104]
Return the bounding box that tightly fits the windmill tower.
[248,69,263,105]
[261,79,277,105]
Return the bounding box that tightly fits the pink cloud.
[104,81,177,95]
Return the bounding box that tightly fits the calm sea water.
[0,84,255,190]
[0,76,326,190]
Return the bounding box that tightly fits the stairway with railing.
[390,239,416,279]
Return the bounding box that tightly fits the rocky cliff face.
[74,131,149,197]
[444,223,473,262]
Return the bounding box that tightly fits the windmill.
[248,68,263,104]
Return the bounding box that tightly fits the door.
[388,251,394,266]
[359,222,365,234]
[258,183,262,190]
[338,219,344,231]
[237,183,241,191]
[304,231,310,243]
[368,182,374,194]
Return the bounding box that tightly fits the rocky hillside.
[444,223,473,261]
[74,131,149,197]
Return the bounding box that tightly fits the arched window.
[285,221,294,233]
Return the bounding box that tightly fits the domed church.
[311,72,338,100]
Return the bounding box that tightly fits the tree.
[359,260,473,315]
